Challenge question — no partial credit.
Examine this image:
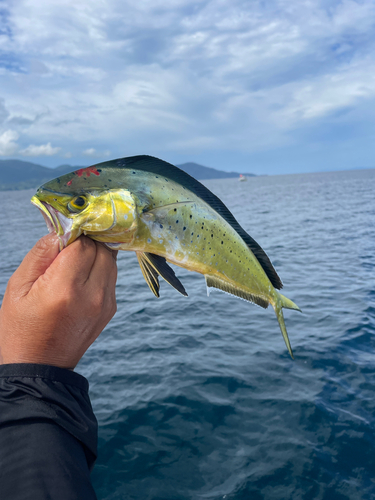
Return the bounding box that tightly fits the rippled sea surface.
[1,169,375,499]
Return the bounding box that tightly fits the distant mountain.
[176,162,251,180]
[0,160,79,190]
[0,158,253,190]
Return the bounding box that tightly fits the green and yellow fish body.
[31,155,300,357]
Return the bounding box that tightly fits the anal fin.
[205,275,269,309]
[136,252,188,297]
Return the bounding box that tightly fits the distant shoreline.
[1,158,373,191]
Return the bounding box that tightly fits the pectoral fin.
[136,252,188,297]
[137,252,161,297]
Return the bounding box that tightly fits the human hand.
[0,234,117,369]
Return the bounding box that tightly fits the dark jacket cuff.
[0,363,98,464]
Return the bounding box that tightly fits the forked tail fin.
[273,291,301,359]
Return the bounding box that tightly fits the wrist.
[0,347,75,370]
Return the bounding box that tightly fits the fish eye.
[68,196,87,212]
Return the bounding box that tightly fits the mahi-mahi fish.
[31,155,300,357]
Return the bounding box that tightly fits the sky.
[1,0,375,174]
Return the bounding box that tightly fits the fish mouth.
[31,195,74,249]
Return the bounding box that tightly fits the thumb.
[12,233,60,295]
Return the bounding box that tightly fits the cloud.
[278,61,375,125]
[83,148,96,156]
[0,129,19,156]
[83,148,111,157]
[0,99,9,124]
[19,142,61,156]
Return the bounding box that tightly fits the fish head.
[31,168,137,249]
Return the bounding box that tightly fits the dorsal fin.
[105,155,283,289]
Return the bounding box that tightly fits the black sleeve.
[0,363,98,500]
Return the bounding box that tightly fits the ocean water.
[0,168,375,499]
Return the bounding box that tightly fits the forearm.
[0,364,98,500]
